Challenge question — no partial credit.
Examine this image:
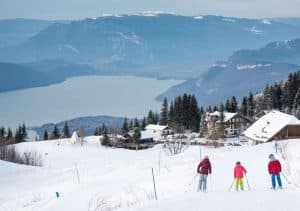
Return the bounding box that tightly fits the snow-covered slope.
[1,137,300,211]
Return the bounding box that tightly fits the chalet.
[244,110,300,144]
[113,131,155,149]
[145,124,174,140]
[206,111,251,136]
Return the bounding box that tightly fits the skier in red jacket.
[197,155,212,192]
[234,161,247,191]
[268,154,282,189]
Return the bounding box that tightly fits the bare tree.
[78,124,85,146]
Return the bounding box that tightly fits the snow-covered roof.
[224,112,237,122]
[145,124,169,131]
[244,110,300,142]
[207,111,237,122]
[141,130,157,140]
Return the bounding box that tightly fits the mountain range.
[1,13,300,108]
[1,14,300,87]
[0,19,67,48]
[158,38,300,106]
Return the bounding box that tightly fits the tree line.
[119,70,300,137]
[42,121,72,140]
[212,71,300,119]
[119,93,202,134]
[0,123,28,145]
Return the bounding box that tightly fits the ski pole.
[228,179,234,191]
[188,173,198,186]
[210,174,212,192]
[245,174,251,191]
[281,172,291,184]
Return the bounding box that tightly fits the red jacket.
[268,160,281,174]
[234,164,247,178]
[197,158,212,175]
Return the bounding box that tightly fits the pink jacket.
[234,164,247,179]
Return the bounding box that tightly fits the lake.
[0,76,183,128]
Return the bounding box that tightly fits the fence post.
[74,162,81,184]
[152,168,158,200]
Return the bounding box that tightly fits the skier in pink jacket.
[234,161,247,191]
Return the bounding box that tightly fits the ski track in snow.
[0,137,300,211]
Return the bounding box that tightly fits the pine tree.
[292,88,300,118]
[160,97,169,125]
[14,126,22,143]
[129,119,134,130]
[21,123,27,141]
[122,117,129,134]
[93,127,99,136]
[169,102,174,124]
[6,128,14,143]
[240,96,248,116]
[230,96,238,112]
[213,105,218,112]
[154,112,159,124]
[206,105,213,113]
[141,117,147,130]
[50,125,60,140]
[0,127,6,143]
[101,124,111,146]
[147,110,156,124]
[43,129,49,140]
[263,84,273,110]
[247,92,255,118]
[225,99,232,112]
[62,121,70,138]
[133,118,140,128]
[133,127,141,144]
[190,95,201,131]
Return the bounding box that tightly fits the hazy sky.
[0,0,300,20]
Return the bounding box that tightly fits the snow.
[101,14,123,18]
[70,131,79,144]
[193,16,204,20]
[212,63,228,68]
[222,18,236,22]
[237,63,272,70]
[261,19,272,25]
[1,136,300,211]
[145,124,169,131]
[141,130,159,140]
[275,40,293,49]
[118,32,141,45]
[63,44,80,55]
[207,111,237,122]
[246,27,263,35]
[244,110,300,142]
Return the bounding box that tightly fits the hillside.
[31,115,126,138]
[1,14,300,79]
[158,38,300,106]
[0,19,66,47]
[0,137,299,211]
[0,61,96,92]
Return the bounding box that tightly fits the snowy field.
[1,137,300,211]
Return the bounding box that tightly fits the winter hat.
[204,155,209,159]
[269,154,275,159]
[236,161,241,165]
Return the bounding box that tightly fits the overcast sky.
[1,0,300,20]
